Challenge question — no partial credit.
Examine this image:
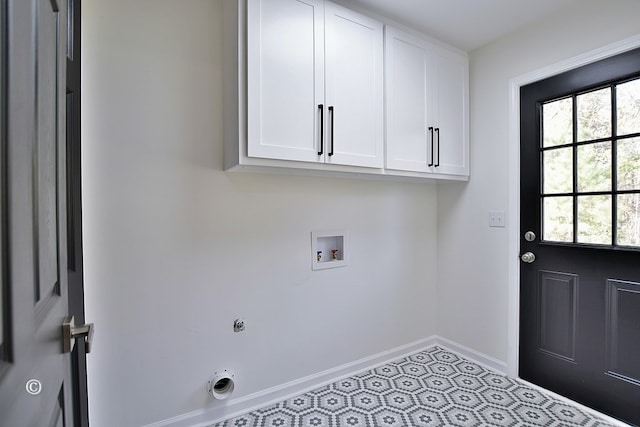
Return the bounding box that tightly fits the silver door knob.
[62,316,95,353]
[521,252,536,263]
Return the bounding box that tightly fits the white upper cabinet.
[246,0,383,168]
[224,0,469,181]
[247,0,324,163]
[432,47,469,176]
[324,3,383,168]
[385,26,469,177]
[385,28,434,172]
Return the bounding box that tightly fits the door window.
[541,76,640,248]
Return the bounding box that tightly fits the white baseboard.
[146,336,629,427]
[435,336,508,374]
[144,335,440,427]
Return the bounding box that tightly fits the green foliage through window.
[541,77,640,248]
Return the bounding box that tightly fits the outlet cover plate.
[489,210,506,228]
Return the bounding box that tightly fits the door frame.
[507,34,640,379]
[66,0,88,424]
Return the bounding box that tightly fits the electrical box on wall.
[311,231,347,270]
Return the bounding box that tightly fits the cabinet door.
[385,28,435,172]
[433,47,469,176]
[324,2,383,168]
[247,0,324,162]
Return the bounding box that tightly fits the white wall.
[437,0,640,363]
[81,1,438,426]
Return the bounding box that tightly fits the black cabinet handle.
[435,127,440,167]
[318,104,324,155]
[428,126,434,167]
[328,106,334,157]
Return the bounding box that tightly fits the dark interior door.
[0,0,87,425]
[520,48,640,425]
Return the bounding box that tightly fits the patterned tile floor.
[211,347,616,427]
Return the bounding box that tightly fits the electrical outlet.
[233,318,245,332]
[489,210,506,228]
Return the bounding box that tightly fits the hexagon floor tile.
[211,347,616,427]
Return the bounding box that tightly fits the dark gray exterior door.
[0,0,86,425]
[520,47,640,425]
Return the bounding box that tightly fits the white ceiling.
[345,0,584,52]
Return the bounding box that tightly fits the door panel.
[537,270,578,361]
[606,279,640,384]
[246,0,324,162]
[325,2,383,168]
[384,28,433,172]
[35,0,61,309]
[520,47,640,425]
[433,48,468,175]
[0,0,81,425]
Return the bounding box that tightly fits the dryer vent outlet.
[207,370,235,400]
